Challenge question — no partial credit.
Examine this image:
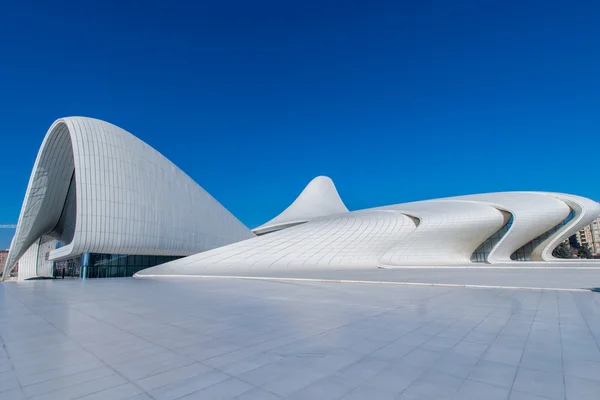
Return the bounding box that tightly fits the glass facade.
[511,210,575,261]
[53,256,81,278]
[471,215,514,262]
[82,253,183,278]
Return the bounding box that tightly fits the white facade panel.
[7,122,600,281]
[532,193,600,261]
[4,117,254,278]
[444,192,572,263]
[17,241,39,281]
[377,201,506,266]
[253,176,348,235]
[137,179,600,278]
[137,210,418,275]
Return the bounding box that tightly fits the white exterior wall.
[17,241,39,280]
[137,180,600,277]
[377,201,506,266]
[445,193,571,263]
[137,210,417,275]
[4,117,254,278]
[253,176,348,235]
[591,217,600,254]
[36,237,58,278]
[532,193,600,261]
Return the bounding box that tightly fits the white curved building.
[6,117,600,281]
[253,176,348,235]
[3,117,253,280]
[136,178,600,277]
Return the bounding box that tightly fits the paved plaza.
[1,270,600,399]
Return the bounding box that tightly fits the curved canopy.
[3,117,253,278]
[253,176,348,235]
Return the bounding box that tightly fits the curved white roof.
[532,192,600,261]
[252,176,348,235]
[441,192,572,263]
[137,185,600,278]
[3,117,253,278]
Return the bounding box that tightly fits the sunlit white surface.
[139,186,600,277]
[4,117,253,279]
[253,176,349,235]
[1,274,600,399]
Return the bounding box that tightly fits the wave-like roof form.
[3,117,253,278]
[252,176,348,235]
[137,179,600,277]
[439,192,572,263]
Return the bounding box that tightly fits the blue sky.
[0,0,599,249]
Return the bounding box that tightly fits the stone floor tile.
[179,377,254,399]
[237,362,288,386]
[453,379,510,399]
[1,275,600,400]
[508,390,554,400]
[520,349,563,373]
[0,377,20,393]
[261,367,325,397]
[340,383,399,400]
[29,374,128,400]
[400,370,464,399]
[22,367,116,397]
[0,387,27,399]
[77,383,144,400]
[564,375,600,400]
[483,343,526,366]
[286,373,357,400]
[563,358,600,382]
[233,387,282,400]
[512,367,565,400]
[148,370,230,400]
[134,362,212,391]
[468,359,518,388]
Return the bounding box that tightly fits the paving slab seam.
[135,275,593,292]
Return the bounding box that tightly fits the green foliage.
[552,242,573,259]
[578,244,594,259]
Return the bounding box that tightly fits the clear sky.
[0,0,599,249]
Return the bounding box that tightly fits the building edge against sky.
[2,117,254,280]
[4,117,600,281]
[137,187,600,277]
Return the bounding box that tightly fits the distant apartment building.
[574,216,600,255]
[0,249,9,275]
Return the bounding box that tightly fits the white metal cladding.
[3,117,253,277]
[13,237,57,280]
[136,179,600,277]
[532,193,600,261]
[442,192,572,263]
[136,210,418,275]
[376,200,506,266]
[253,176,348,235]
[5,122,74,277]
[16,241,39,280]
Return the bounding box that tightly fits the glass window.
[108,266,124,278]
[109,255,119,267]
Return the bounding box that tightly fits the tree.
[568,234,580,249]
[578,244,594,259]
[553,242,573,259]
